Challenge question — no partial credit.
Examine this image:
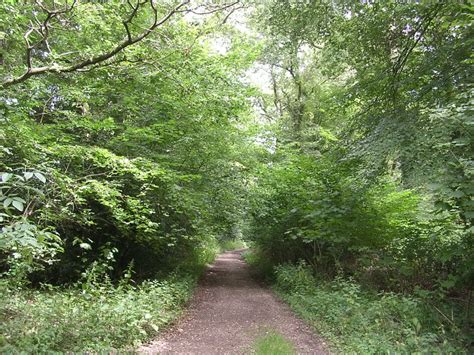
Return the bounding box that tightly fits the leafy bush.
[219,238,247,252]
[0,169,63,283]
[246,0,473,331]
[242,248,275,282]
[0,274,196,353]
[248,152,471,292]
[273,264,470,354]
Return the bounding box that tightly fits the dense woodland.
[0,0,472,353]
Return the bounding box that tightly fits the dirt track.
[140,250,328,354]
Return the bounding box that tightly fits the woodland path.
[139,250,328,354]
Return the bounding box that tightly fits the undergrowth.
[219,238,248,252]
[0,225,219,353]
[242,249,274,282]
[0,274,196,353]
[244,250,471,354]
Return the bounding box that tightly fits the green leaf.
[12,200,24,211]
[34,172,46,183]
[449,190,465,198]
[434,201,451,211]
[464,211,474,219]
[144,313,152,320]
[3,197,12,208]
[79,242,92,250]
[452,137,470,146]
[24,172,33,180]
[1,173,12,183]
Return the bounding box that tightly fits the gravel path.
[140,250,328,354]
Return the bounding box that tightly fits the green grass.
[253,331,296,355]
[0,274,196,353]
[272,263,470,354]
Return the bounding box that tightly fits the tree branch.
[392,4,443,78]
[1,0,189,89]
[123,0,146,42]
[181,1,240,15]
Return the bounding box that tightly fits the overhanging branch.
[2,0,191,89]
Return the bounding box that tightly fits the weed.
[253,331,296,355]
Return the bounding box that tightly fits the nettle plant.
[0,170,62,282]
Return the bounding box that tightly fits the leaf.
[3,197,12,208]
[449,190,465,198]
[411,317,421,333]
[79,242,92,250]
[34,172,46,183]
[22,237,40,247]
[144,313,152,320]
[440,279,456,289]
[427,183,442,191]
[434,201,451,211]
[12,196,26,203]
[24,172,34,180]
[464,211,474,219]
[12,200,24,211]
[452,137,469,146]
[1,173,12,183]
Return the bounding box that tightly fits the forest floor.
[139,250,328,354]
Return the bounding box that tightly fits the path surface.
[140,250,328,354]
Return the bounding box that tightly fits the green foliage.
[0,2,257,351]
[0,0,258,284]
[0,168,63,283]
[0,273,196,353]
[246,6,472,351]
[273,264,470,354]
[248,0,473,297]
[219,238,247,252]
[1,0,472,352]
[253,331,296,355]
[242,248,276,283]
[247,149,469,289]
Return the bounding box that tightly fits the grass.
[253,331,296,355]
[0,274,196,353]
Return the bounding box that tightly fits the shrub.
[219,238,247,252]
[272,264,469,354]
[0,274,196,352]
[242,248,275,282]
